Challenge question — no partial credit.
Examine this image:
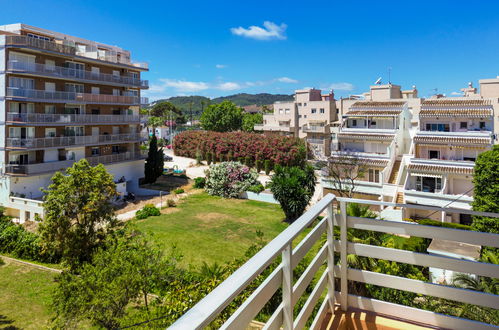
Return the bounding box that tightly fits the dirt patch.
[160,207,181,215]
[140,175,191,192]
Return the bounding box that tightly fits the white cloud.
[276,77,298,84]
[450,91,463,96]
[327,82,355,91]
[215,64,227,69]
[157,79,209,92]
[216,82,241,91]
[230,21,287,41]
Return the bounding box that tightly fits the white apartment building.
[0,23,149,222]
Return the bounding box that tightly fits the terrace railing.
[170,194,499,330]
[7,88,149,105]
[6,112,140,125]
[7,60,149,88]
[6,133,146,149]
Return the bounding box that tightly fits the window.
[304,103,307,106]
[9,77,34,89]
[352,119,357,126]
[480,121,486,129]
[9,51,35,63]
[368,169,380,183]
[311,108,317,114]
[45,128,56,137]
[45,59,55,71]
[415,176,442,193]
[285,109,290,114]
[91,87,100,95]
[65,83,84,93]
[9,127,34,139]
[425,123,449,132]
[92,109,100,115]
[45,105,56,114]
[460,122,468,129]
[428,150,440,159]
[112,146,120,154]
[112,70,120,77]
[298,103,302,106]
[320,108,325,114]
[91,147,100,156]
[371,121,377,126]
[45,82,56,92]
[27,33,50,41]
[279,109,283,114]
[9,102,34,113]
[65,126,84,136]
[304,115,307,118]
[91,67,100,75]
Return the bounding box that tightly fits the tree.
[472,145,499,234]
[326,154,368,198]
[200,100,243,132]
[268,165,316,223]
[39,159,118,270]
[150,101,186,124]
[144,136,164,184]
[242,113,263,132]
[51,227,180,329]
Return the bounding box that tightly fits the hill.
[151,93,293,118]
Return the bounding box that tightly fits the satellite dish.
[374,77,382,85]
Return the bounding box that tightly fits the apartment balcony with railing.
[302,124,330,134]
[4,35,148,69]
[4,151,146,175]
[6,88,149,105]
[170,195,499,330]
[7,60,149,88]
[6,132,146,149]
[6,112,140,125]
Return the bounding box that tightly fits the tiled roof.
[329,155,389,167]
[338,133,395,140]
[414,135,492,145]
[346,101,405,116]
[408,163,474,175]
[420,98,493,117]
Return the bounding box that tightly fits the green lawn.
[0,258,57,329]
[133,192,288,266]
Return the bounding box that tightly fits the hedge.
[413,218,472,231]
[173,131,306,167]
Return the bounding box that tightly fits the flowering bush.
[205,162,259,198]
[173,131,306,167]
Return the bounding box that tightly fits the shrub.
[219,154,224,163]
[195,148,203,165]
[193,177,206,188]
[205,162,259,198]
[247,184,265,194]
[256,160,263,173]
[244,156,253,168]
[268,165,316,223]
[264,159,272,175]
[173,131,306,168]
[174,188,185,194]
[414,218,472,230]
[136,204,161,220]
[167,199,176,207]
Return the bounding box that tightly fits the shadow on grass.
[0,315,19,329]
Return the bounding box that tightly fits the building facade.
[0,23,149,222]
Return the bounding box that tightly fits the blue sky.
[2,0,499,100]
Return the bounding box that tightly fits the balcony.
[303,125,330,134]
[307,138,326,145]
[5,151,146,175]
[6,133,146,149]
[5,35,148,69]
[261,125,295,133]
[6,113,140,125]
[7,60,149,88]
[254,124,264,131]
[7,88,148,105]
[170,195,499,329]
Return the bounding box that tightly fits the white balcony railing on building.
[6,133,146,149]
[6,88,148,105]
[303,125,329,133]
[7,61,149,88]
[6,113,140,124]
[5,151,146,175]
[307,138,325,145]
[171,194,499,330]
[5,35,148,69]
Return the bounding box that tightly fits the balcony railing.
[307,138,326,144]
[5,35,148,69]
[303,125,329,133]
[7,88,148,105]
[7,61,149,88]
[6,112,140,125]
[171,194,499,329]
[5,151,146,175]
[6,133,146,149]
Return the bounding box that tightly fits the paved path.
[1,255,62,273]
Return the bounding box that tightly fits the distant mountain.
[151,93,293,118]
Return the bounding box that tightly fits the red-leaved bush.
[173,131,306,167]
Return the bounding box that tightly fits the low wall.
[240,191,279,204]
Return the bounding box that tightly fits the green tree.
[268,165,316,223]
[472,145,499,234]
[242,113,263,132]
[39,159,118,270]
[150,101,186,124]
[200,100,243,132]
[144,136,164,184]
[51,228,180,329]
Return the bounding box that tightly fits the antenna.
[374,77,382,85]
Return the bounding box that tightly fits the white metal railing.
[170,194,499,330]
[5,35,148,69]
[6,133,146,149]
[6,88,149,105]
[382,139,397,184]
[6,112,140,124]
[7,61,148,88]
[303,125,329,133]
[307,138,325,145]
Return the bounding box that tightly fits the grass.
[0,258,57,329]
[133,191,288,266]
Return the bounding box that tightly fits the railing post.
[339,200,348,311]
[326,200,335,313]
[282,243,293,329]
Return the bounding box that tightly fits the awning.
[410,172,443,179]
